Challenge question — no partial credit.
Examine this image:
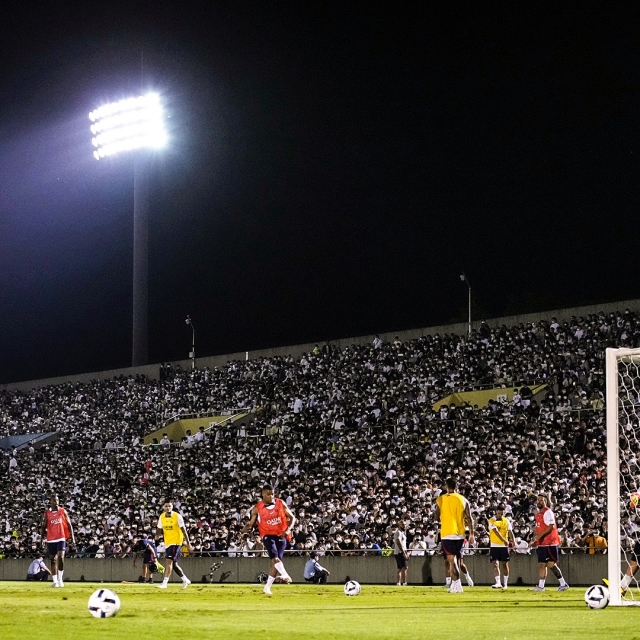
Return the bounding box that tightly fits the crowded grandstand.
[0,307,638,560]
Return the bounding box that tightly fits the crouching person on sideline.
[26,555,52,581]
[304,552,330,583]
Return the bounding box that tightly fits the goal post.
[606,347,640,606]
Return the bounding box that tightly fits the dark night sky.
[1,4,640,383]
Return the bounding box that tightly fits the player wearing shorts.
[241,484,296,595]
[531,494,569,592]
[133,537,160,584]
[156,501,193,589]
[435,478,474,593]
[442,554,474,589]
[488,505,515,590]
[40,494,74,588]
[614,540,640,595]
[393,520,409,586]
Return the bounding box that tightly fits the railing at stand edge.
[154,406,254,431]
[0,546,607,560]
[445,378,545,393]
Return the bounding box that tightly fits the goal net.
[607,347,640,606]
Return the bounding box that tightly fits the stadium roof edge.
[1,297,639,392]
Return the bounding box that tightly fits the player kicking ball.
[156,500,193,589]
[241,484,296,595]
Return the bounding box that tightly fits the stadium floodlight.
[89,91,168,367]
[89,93,166,161]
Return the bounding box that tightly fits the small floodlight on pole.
[185,316,195,370]
[460,273,471,337]
[89,93,167,367]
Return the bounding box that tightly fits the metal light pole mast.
[185,316,195,370]
[132,156,149,366]
[460,273,471,337]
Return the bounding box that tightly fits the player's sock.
[274,561,290,580]
[52,576,59,586]
[621,575,633,590]
[463,571,473,586]
[551,565,566,586]
[57,570,64,585]
[162,577,169,587]
[503,575,509,588]
[445,577,451,587]
[494,575,501,586]
[538,579,545,588]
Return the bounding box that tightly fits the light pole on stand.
[185,316,195,370]
[460,273,471,337]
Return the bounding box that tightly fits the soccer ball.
[88,588,121,618]
[344,580,361,596]
[584,585,610,609]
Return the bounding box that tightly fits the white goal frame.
[606,347,640,606]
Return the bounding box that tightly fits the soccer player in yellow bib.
[435,478,474,593]
[488,505,515,590]
[156,500,193,589]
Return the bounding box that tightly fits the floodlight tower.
[89,94,167,366]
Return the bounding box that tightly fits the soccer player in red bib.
[241,484,296,595]
[40,494,75,588]
[531,494,569,592]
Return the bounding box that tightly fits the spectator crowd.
[0,308,639,560]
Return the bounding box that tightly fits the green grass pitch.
[1,582,639,640]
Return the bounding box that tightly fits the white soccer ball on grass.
[584,585,610,610]
[88,588,121,618]
[344,580,361,596]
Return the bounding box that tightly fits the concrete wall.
[2,553,607,586]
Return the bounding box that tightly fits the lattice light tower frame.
[89,93,167,366]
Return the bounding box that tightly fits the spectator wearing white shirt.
[424,530,438,554]
[409,535,427,556]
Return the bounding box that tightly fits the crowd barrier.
[2,553,607,586]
